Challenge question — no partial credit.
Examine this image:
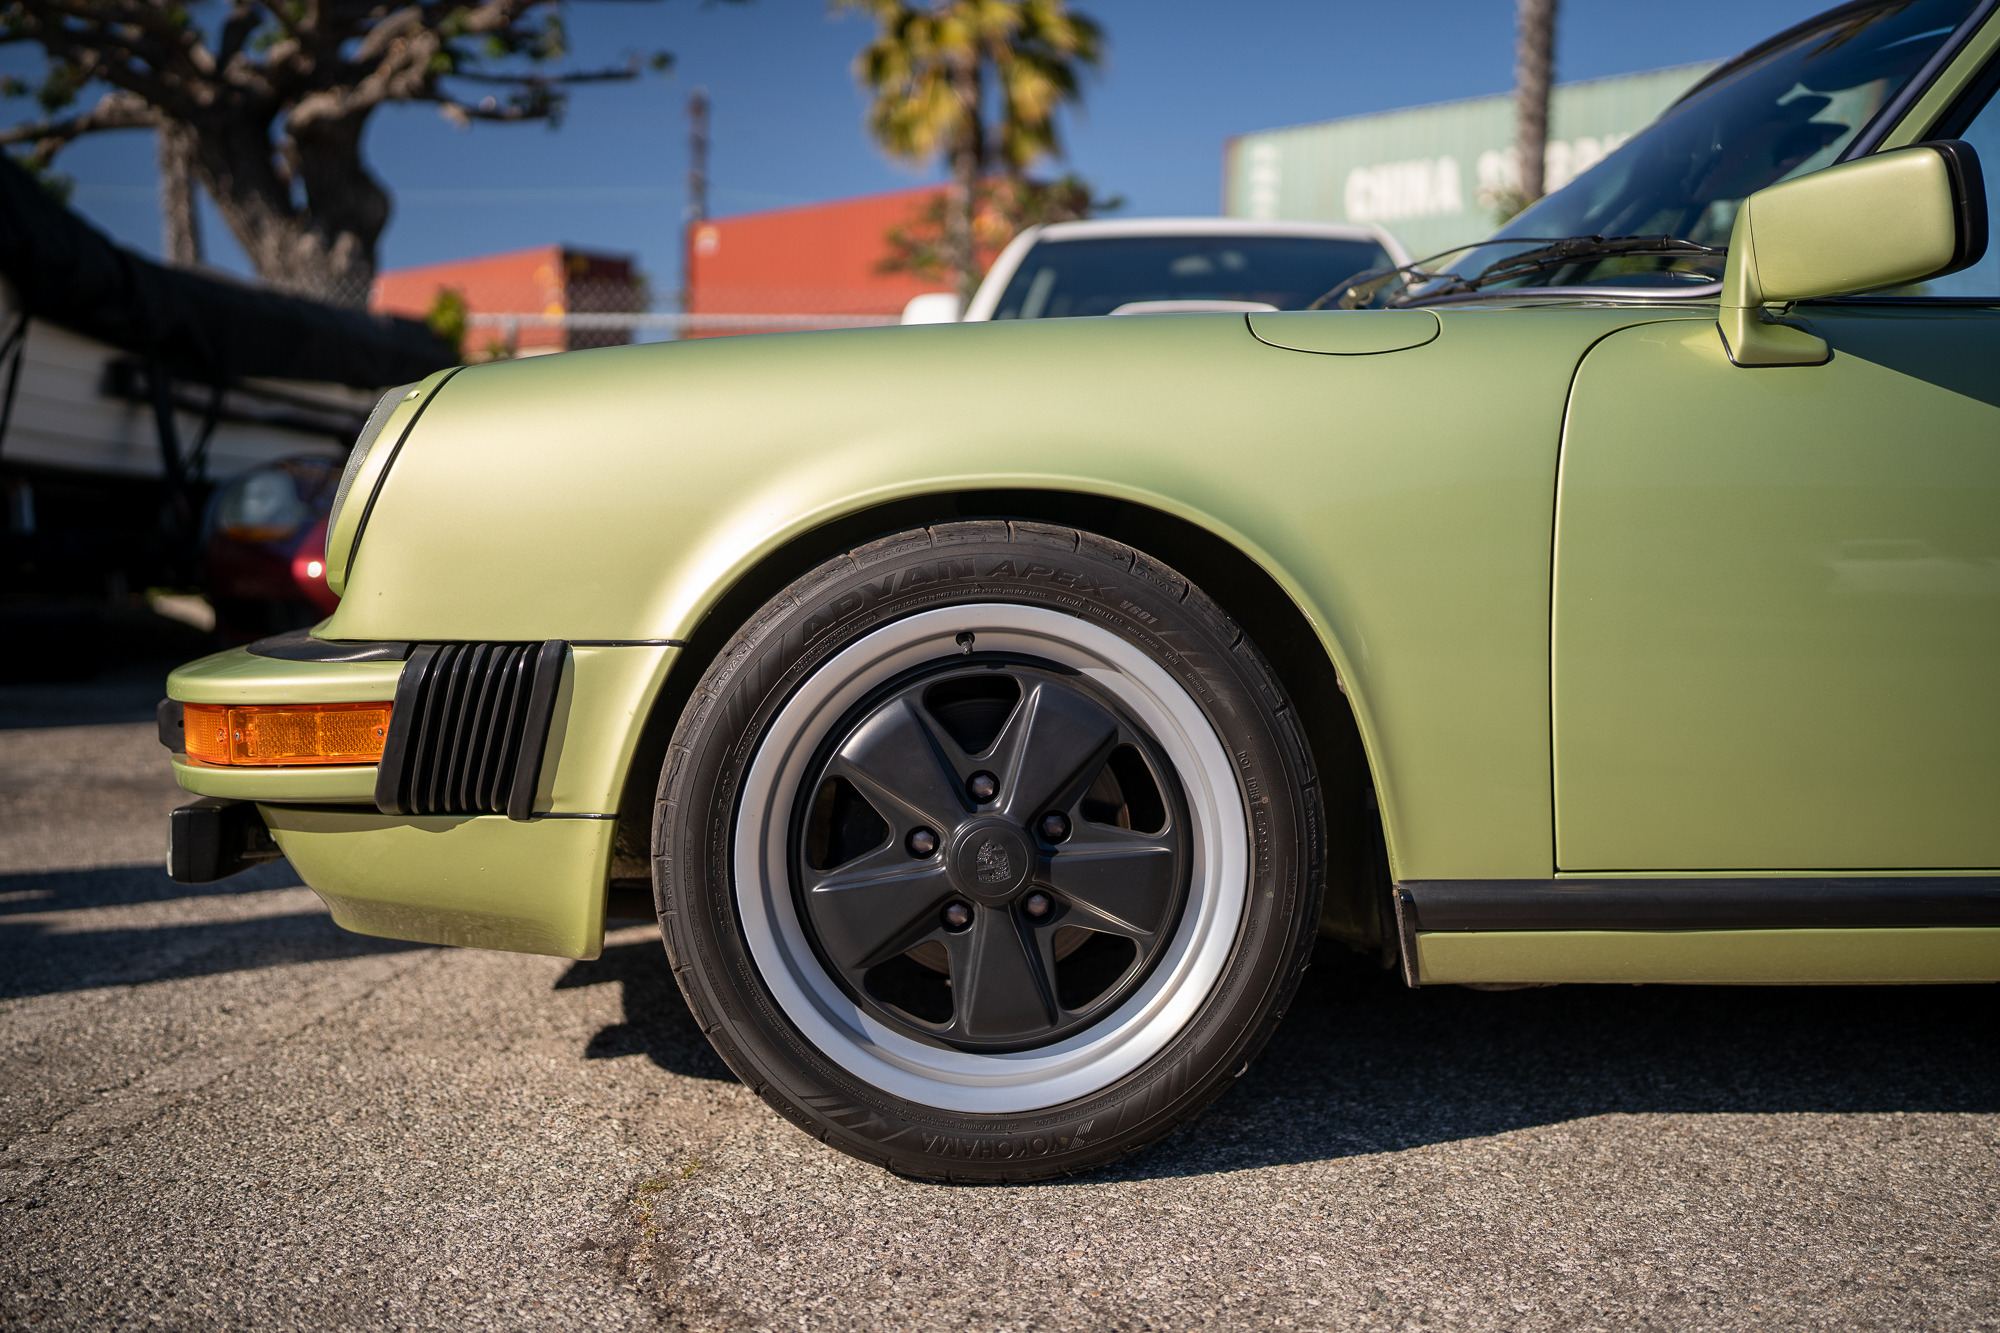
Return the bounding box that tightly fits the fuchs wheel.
[655,521,1323,1181]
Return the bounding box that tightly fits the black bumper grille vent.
[375,640,567,820]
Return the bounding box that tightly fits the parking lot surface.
[2,670,1996,1331]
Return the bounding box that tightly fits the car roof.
[958,215,1413,321]
[1028,217,1390,244]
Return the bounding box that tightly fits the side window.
[1917,64,2000,298]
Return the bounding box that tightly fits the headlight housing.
[327,382,416,543]
[324,373,451,597]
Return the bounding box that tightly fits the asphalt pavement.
[2,666,1996,1332]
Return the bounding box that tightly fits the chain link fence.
[458,277,900,357]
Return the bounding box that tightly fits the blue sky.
[7,0,1830,298]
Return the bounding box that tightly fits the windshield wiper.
[1308,234,1726,311]
[1426,234,1725,298]
[1307,249,1468,311]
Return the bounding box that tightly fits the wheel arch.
[608,488,1393,957]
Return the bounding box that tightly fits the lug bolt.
[1038,811,1071,843]
[906,827,939,857]
[967,771,998,803]
[942,901,974,932]
[1023,891,1053,919]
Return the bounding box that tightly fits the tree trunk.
[186,109,389,308]
[947,58,985,306]
[1514,0,1558,204]
[156,122,204,268]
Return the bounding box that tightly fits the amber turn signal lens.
[181,702,392,767]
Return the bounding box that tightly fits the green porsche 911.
[161,0,2000,1180]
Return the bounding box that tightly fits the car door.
[1550,51,2000,875]
[1552,292,2000,872]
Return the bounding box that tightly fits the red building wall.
[686,186,954,316]
[371,245,637,355]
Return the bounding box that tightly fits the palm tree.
[1514,0,1559,204]
[841,0,1104,303]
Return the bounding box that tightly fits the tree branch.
[9,8,208,118]
[448,0,560,38]
[447,57,642,86]
[27,0,195,41]
[216,3,262,67]
[432,93,560,127]
[0,90,157,166]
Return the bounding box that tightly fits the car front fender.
[325,308,1693,881]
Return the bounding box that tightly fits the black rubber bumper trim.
[505,640,568,822]
[1392,887,1421,989]
[247,628,413,662]
[375,640,568,820]
[168,797,283,884]
[157,698,183,751]
[1398,877,2000,932]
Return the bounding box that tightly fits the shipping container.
[1224,63,1717,260]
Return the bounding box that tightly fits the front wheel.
[655,521,1323,1180]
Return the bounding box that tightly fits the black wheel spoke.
[830,697,967,830]
[994,682,1120,821]
[804,854,955,972]
[1046,824,1181,938]
[946,909,1056,1042]
[796,660,1189,1053]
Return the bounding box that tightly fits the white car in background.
[901,218,1412,323]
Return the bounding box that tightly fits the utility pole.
[681,89,709,318]
[1514,0,1558,205]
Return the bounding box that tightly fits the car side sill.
[1411,927,2000,987]
[1392,878,2000,987]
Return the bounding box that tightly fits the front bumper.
[265,806,616,958]
[163,641,678,960]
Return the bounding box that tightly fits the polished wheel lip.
[734,604,1250,1115]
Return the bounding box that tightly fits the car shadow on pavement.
[557,937,740,1082]
[0,858,303,914]
[0,860,430,999]
[563,931,2000,1174]
[1111,941,2000,1180]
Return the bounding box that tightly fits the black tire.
[653,521,1324,1181]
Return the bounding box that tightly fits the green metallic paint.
[263,805,612,958]
[1247,309,1441,354]
[325,307,1682,885]
[1555,309,2000,870]
[167,645,402,704]
[1719,147,1960,365]
[325,369,460,598]
[1417,927,2000,985]
[174,758,377,803]
[543,645,677,814]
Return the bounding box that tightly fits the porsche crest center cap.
[950,821,1032,901]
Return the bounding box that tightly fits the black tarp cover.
[0,154,455,389]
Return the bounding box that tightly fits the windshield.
[1404,0,1976,300]
[991,235,1394,318]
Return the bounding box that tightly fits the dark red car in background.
[201,456,342,643]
